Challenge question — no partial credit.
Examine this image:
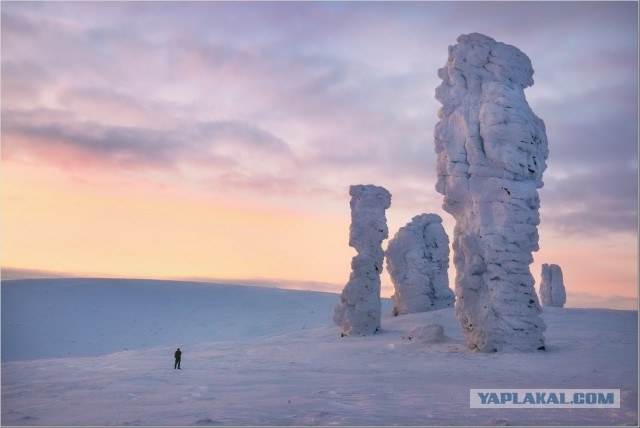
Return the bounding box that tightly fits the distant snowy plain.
[2,278,638,426]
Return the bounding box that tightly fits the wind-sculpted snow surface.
[333,185,391,336]
[2,280,637,426]
[434,33,548,352]
[540,264,566,308]
[386,214,454,316]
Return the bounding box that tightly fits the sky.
[1,1,638,308]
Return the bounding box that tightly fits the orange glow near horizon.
[1,1,637,315]
[532,232,638,299]
[2,159,637,307]
[1,160,353,286]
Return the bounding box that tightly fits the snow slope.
[1,278,346,362]
[1,278,638,426]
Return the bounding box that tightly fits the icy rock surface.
[434,33,548,352]
[333,184,391,336]
[401,324,447,343]
[386,213,454,316]
[539,263,566,308]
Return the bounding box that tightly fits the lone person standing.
[174,347,182,369]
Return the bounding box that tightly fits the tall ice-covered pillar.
[333,184,391,336]
[434,33,548,351]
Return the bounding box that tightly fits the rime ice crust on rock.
[434,33,548,352]
[401,324,447,343]
[386,214,454,316]
[333,185,392,336]
[539,264,566,308]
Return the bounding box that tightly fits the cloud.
[1,0,636,237]
[2,108,299,187]
[535,82,638,236]
[2,3,442,211]
[54,86,189,129]
[1,60,55,107]
[565,292,638,311]
[1,268,82,281]
[2,109,181,169]
[541,163,637,236]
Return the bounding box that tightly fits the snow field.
[1,279,637,426]
[1,278,340,361]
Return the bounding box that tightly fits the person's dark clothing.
[174,349,182,369]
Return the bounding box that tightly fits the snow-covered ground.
[1,278,638,426]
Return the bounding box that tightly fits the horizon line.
[2,267,637,312]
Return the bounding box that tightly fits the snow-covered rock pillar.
[333,184,391,336]
[434,33,548,352]
[539,263,566,308]
[386,213,454,316]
